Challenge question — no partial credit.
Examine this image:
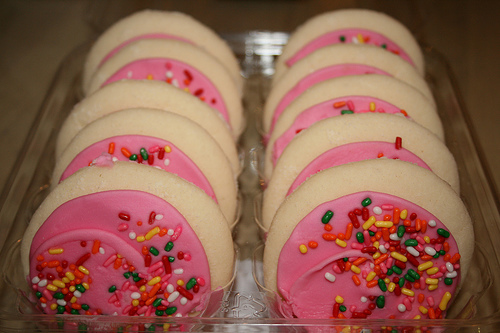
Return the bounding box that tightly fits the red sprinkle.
[184,69,193,81]
[176,286,194,300]
[362,208,369,221]
[145,255,152,267]
[76,253,91,266]
[118,213,130,221]
[395,136,402,150]
[348,211,360,228]
[162,256,172,274]
[149,212,156,225]
[158,148,165,160]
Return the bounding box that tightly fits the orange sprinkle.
[375,231,382,240]
[85,311,92,315]
[323,233,336,241]
[142,246,148,255]
[450,253,461,264]
[137,221,143,226]
[352,275,361,286]
[129,266,136,272]
[69,264,76,270]
[371,236,377,243]
[421,254,433,261]
[184,79,191,86]
[418,293,425,303]
[374,265,382,276]
[199,96,205,101]
[403,219,411,227]
[353,257,367,266]
[149,283,161,298]
[75,278,82,285]
[36,255,44,261]
[61,288,69,294]
[72,303,82,310]
[146,296,157,306]
[428,307,436,319]
[374,253,389,265]
[338,313,347,319]
[414,282,421,289]
[141,292,149,301]
[345,223,353,240]
[108,142,115,154]
[421,220,428,233]
[113,257,122,270]
[415,219,422,231]
[308,241,318,249]
[367,280,379,288]
[337,233,345,241]
[324,224,333,231]
[74,270,85,279]
[159,228,169,237]
[56,266,64,273]
[443,242,450,252]
[345,262,352,272]
[383,214,392,221]
[389,225,397,234]
[400,109,408,117]
[92,240,100,254]
[382,228,390,241]
[88,278,93,284]
[393,208,400,224]
[121,148,132,158]
[47,260,60,268]
[333,101,346,108]
[166,78,172,84]
[377,153,384,158]
[39,297,47,303]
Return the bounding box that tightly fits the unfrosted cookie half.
[86,39,244,137]
[22,161,234,317]
[274,8,424,83]
[261,113,459,230]
[263,74,443,144]
[82,9,242,94]
[263,159,473,320]
[53,108,238,224]
[57,80,241,174]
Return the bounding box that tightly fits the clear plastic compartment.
[0,31,500,332]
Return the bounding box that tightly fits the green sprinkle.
[378,278,387,292]
[186,278,197,290]
[169,256,175,262]
[405,239,418,247]
[339,305,347,312]
[392,266,402,275]
[133,276,141,282]
[57,305,65,314]
[437,228,450,238]
[155,310,164,316]
[386,268,393,276]
[164,241,174,252]
[392,330,398,333]
[361,197,372,207]
[376,295,385,308]
[149,246,160,256]
[397,225,406,238]
[78,324,87,332]
[407,269,420,280]
[108,285,117,293]
[165,306,177,315]
[75,284,86,293]
[444,278,453,286]
[123,272,131,279]
[54,292,65,299]
[322,210,334,224]
[341,110,354,115]
[132,272,139,278]
[439,250,446,256]
[343,257,349,262]
[356,232,364,243]
[71,309,80,315]
[140,148,148,160]
[129,154,138,161]
[339,36,346,42]
[153,298,163,307]
[433,253,440,259]
[398,277,405,288]
[148,325,156,331]
[381,44,387,49]
[404,274,415,282]
[81,304,90,311]
[36,291,42,298]
[368,230,375,236]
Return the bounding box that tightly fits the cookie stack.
[261,9,474,320]
[21,10,241,318]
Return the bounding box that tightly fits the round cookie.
[21,161,235,317]
[263,74,443,145]
[263,159,474,319]
[86,39,244,137]
[82,9,242,94]
[56,80,241,174]
[261,113,459,230]
[264,43,435,131]
[274,8,424,83]
[52,108,238,224]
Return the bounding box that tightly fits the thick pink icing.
[277,191,461,319]
[99,33,192,66]
[59,135,216,202]
[272,96,408,162]
[286,141,431,196]
[29,190,211,317]
[285,28,415,68]
[269,64,390,138]
[102,58,229,126]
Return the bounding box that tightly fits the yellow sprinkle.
[50,303,58,311]
[299,244,308,254]
[413,315,421,319]
[372,252,381,260]
[384,278,391,284]
[163,323,171,330]
[426,278,439,285]
[366,271,377,282]
[388,282,396,292]
[78,266,89,275]
[424,236,431,243]
[351,265,361,274]
[335,238,347,248]
[335,296,344,304]
[428,284,438,291]
[139,285,146,292]
[148,276,162,286]
[70,296,77,304]
[136,235,146,243]
[117,254,123,259]
[177,279,184,286]
[401,288,415,297]
[145,227,161,241]
[357,33,365,44]
[400,209,408,220]
[390,251,407,262]
[373,241,380,249]
[418,261,433,271]
[419,306,428,314]
[147,74,154,80]
[69,286,76,292]
[132,299,140,307]
[82,282,90,290]
[426,267,439,275]
[184,87,190,93]
[65,272,75,280]
[362,216,376,230]
[375,221,393,228]
[52,280,65,289]
[48,248,64,255]
[61,277,70,284]
[439,292,452,311]
[370,102,376,111]
[46,284,58,292]
[164,145,172,153]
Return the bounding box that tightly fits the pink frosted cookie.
[263,159,474,320]
[21,161,235,317]
[261,113,459,231]
[274,8,424,83]
[82,9,242,94]
[263,74,443,148]
[264,43,434,135]
[56,80,241,174]
[52,108,238,225]
[86,39,244,136]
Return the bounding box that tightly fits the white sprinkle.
[155,214,164,220]
[99,247,105,254]
[352,36,359,44]
[73,290,82,298]
[172,79,179,88]
[145,324,151,329]
[360,296,368,303]
[167,229,174,236]
[398,304,407,312]
[175,313,183,317]
[112,157,119,162]
[127,71,133,78]
[41,303,46,308]
[324,272,336,283]
[166,71,173,79]
[379,245,387,254]
[32,276,40,284]
[406,246,420,257]
[424,247,437,256]
[167,284,175,293]
[168,291,180,302]
[131,292,141,299]
[180,297,188,305]
[57,299,67,306]
[390,233,401,241]
[428,220,437,227]
[446,271,457,279]
[164,159,170,166]
[446,262,454,272]
[129,232,136,240]
[38,279,48,287]
[174,268,184,275]
[112,312,118,316]
[372,206,382,215]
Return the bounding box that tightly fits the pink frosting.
[29,190,211,316]
[102,58,229,126]
[277,191,461,319]
[285,28,415,68]
[286,141,431,196]
[59,135,216,202]
[272,96,408,164]
[268,64,390,138]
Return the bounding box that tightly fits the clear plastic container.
[0,31,499,332]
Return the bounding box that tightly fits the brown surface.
[0,0,499,196]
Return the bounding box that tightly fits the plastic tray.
[0,31,500,332]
